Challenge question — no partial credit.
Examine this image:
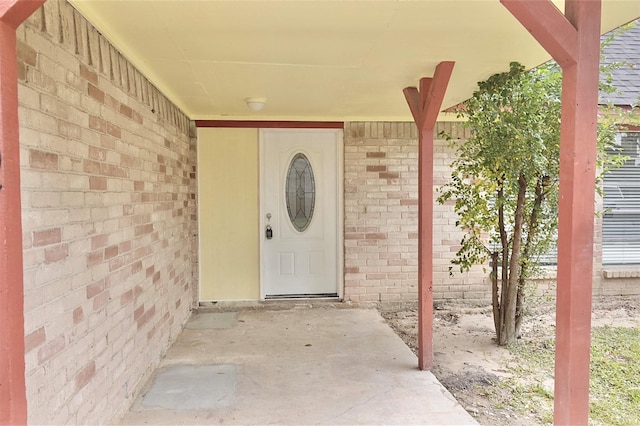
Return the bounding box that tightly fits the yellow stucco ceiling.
[69,0,640,121]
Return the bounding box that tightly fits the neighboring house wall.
[528,213,640,300]
[343,122,489,303]
[591,23,640,297]
[17,1,197,423]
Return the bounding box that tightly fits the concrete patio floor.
[118,304,477,425]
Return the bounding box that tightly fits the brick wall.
[343,122,489,303]
[17,1,197,423]
[343,122,640,304]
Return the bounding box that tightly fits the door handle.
[265,213,273,239]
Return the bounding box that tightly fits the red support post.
[0,19,27,426]
[554,3,601,423]
[403,61,454,370]
[0,1,46,425]
[416,118,434,371]
[501,1,601,424]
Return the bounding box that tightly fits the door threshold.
[265,293,339,300]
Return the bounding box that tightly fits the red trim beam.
[196,120,344,129]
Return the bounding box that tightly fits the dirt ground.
[378,297,640,425]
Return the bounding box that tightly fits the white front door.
[260,129,343,298]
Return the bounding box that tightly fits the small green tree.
[437,62,560,346]
[438,58,635,346]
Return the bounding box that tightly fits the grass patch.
[500,338,556,424]
[490,326,640,425]
[590,326,640,425]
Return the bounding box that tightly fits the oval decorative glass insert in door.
[286,153,315,232]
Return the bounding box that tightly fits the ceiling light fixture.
[245,97,267,111]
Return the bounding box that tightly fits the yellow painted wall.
[198,128,260,300]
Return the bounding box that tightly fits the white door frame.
[258,128,344,300]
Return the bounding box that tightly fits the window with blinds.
[603,132,640,265]
[535,132,640,267]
